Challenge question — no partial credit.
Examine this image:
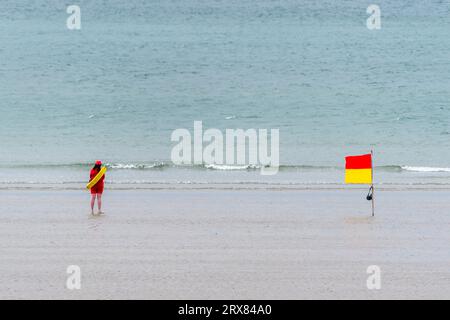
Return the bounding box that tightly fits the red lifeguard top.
[90,167,105,194]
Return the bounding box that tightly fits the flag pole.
[371,149,375,217]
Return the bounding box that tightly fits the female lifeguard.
[89,160,105,215]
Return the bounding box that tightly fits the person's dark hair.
[92,164,101,172]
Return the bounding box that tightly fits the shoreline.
[4,182,450,191]
[1,189,449,299]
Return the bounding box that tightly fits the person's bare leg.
[97,194,103,214]
[90,194,96,215]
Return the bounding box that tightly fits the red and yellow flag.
[345,153,373,184]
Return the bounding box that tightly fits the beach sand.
[0,188,449,299]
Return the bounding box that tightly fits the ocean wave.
[106,162,165,169]
[401,166,450,173]
[2,162,450,174]
[204,164,261,170]
[0,162,168,170]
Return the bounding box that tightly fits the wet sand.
[0,189,449,299]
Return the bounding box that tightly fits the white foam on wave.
[204,164,260,170]
[401,166,450,172]
[106,162,165,169]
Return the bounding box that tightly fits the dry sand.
[0,189,449,299]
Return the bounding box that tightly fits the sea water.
[1,0,450,188]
